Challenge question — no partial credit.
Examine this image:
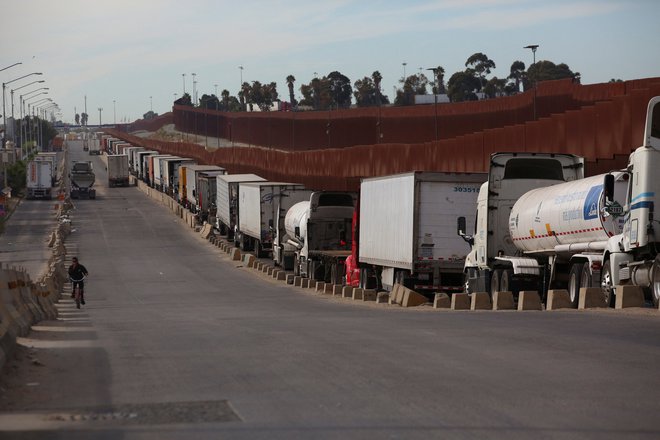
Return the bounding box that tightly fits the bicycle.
[70,275,86,309]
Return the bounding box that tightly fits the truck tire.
[652,256,660,308]
[490,269,502,295]
[568,262,591,307]
[601,260,615,307]
[500,269,516,295]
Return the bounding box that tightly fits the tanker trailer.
[281,192,355,282]
[460,165,627,305]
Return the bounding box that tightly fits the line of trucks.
[100,96,660,307]
[25,152,58,200]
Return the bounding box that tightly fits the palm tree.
[372,71,382,105]
[221,89,230,110]
[286,75,296,107]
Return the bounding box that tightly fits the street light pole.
[524,44,539,120]
[113,100,116,125]
[191,73,196,105]
[98,107,103,127]
[426,68,439,141]
[2,72,42,146]
[182,73,186,95]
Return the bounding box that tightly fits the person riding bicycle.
[68,257,89,305]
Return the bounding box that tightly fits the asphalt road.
[1,140,660,439]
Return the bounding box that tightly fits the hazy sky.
[2,0,659,124]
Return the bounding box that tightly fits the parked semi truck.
[461,97,660,306]
[25,160,53,199]
[602,96,660,306]
[107,154,130,187]
[357,172,486,294]
[184,165,225,212]
[70,161,96,199]
[282,192,355,281]
[458,153,585,299]
[195,170,228,223]
[215,174,265,238]
[237,182,311,258]
[162,157,195,197]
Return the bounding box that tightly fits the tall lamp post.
[0,62,21,125]
[10,80,45,143]
[2,72,42,145]
[427,68,441,141]
[113,100,116,125]
[524,44,539,120]
[20,88,49,154]
[98,107,103,127]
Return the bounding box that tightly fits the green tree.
[508,60,526,93]
[447,70,481,102]
[298,83,314,107]
[143,110,158,120]
[286,75,296,106]
[174,93,192,106]
[429,66,446,94]
[80,113,88,126]
[465,52,496,92]
[525,61,580,90]
[75,113,80,125]
[199,94,220,110]
[327,71,353,109]
[395,73,429,106]
[483,77,507,99]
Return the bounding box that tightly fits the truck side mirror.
[457,216,467,236]
[457,216,474,246]
[603,174,614,203]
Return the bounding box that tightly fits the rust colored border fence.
[107,78,660,192]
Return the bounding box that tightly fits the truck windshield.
[318,193,354,207]
[503,158,565,181]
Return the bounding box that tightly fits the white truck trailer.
[282,192,355,281]
[237,182,311,258]
[359,172,486,293]
[195,170,228,223]
[150,155,178,190]
[25,160,53,199]
[184,165,225,212]
[107,154,130,187]
[35,152,58,186]
[135,150,159,181]
[162,157,195,196]
[215,174,265,238]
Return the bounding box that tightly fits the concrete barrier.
[230,248,242,261]
[451,293,470,310]
[342,286,353,298]
[332,285,342,296]
[492,291,515,310]
[267,267,274,276]
[294,276,302,287]
[275,271,286,281]
[301,278,311,288]
[272,269,281,279]
[433,293,451,309]
[401,288,427,307]
[615,285,645,309]
[470,292,491,310]
[243,254,256,268]
[389,284,401,305]
[315,282,325,292]
[324,284,334,294]
[376,291,390,304]
[518,291,543,311]
[352,288,363,300]
[362,289,377,302]
[286,274,294,284]
[547,289,572,310]
[578,287,607,309]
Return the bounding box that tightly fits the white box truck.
[358,172,486,293]
[184,165,225,212]
[107,154,130,187]
[26,160,53,199]
[215,174,265,238]
[238,182,311,257]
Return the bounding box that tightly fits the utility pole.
[98,107,103,127]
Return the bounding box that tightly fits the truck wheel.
[568,262,591,307]
[601,261,615,307]
[652,256,660,308]
[500,269,516,294]
[490,269,502,295]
